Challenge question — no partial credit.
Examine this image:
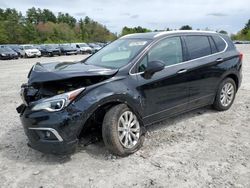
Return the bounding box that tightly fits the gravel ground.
[0,45,249,188]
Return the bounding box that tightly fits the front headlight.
[1,53,6,56]
[31,87,85,112]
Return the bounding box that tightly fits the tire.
[102,104,145,156]
[213,78,236,111]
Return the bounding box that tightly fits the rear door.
[183,35,227,109]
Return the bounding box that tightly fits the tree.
[218,30,228,34]
[0,7,116,44]
[57,12,76,27]
[179,25,192,30]
[121,26,151,36]
[232,19,250,40]
[26,7,39,24]
[41,9,56,23]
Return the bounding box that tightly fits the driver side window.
[138,37,183,72]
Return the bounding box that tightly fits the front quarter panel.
[73,75,143,130]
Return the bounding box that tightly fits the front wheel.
[213,78,236,111]
[102,104,145,156]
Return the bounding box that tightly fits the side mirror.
[143,60,165,79]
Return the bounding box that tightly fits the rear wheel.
[102,104,145,156]
[213,78,236,111]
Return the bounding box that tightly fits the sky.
[0,0,249,34]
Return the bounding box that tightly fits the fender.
[74,92,143,135]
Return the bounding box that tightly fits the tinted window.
[185,36,211,59]
[138,37,183,72]
[208,36,218,53]
[213,35,226,52]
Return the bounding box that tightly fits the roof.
[121,30,217,40]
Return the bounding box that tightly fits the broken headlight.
[31,87,85,112]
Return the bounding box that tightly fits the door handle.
[177,69,187,74]
[216,58,224,62]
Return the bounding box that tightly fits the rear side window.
[208,37,218,54]
[185,36,211,59]
[213,35,226,52]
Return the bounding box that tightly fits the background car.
[71,43,93,54]
[59,44,78,55]
[7,45,25,58]
[19,45,41,58]
[88,43,102,53]
[37,44,61,57]
[0,46,19,60]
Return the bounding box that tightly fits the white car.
[72,43,93,54]
[20,45,41,58]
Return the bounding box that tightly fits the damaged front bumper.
[17,104,83,155]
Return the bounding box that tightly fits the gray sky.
[0,0,249,34]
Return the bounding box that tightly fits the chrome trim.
[129,35,228,76]
[29,128,63,142]
[154,30,216,38]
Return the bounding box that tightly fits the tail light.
[239,52,243,61]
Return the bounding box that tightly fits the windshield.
[85,38,150,69]
[0,47,13,53]
[79,44,88,47]
[23,46,34,50]
[44,45,54,49]
[61,45,72,50]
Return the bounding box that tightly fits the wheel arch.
[221,72,239,91]
[77,96,143,138]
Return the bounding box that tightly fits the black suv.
[37,45,61,57]
[17,31,242,156]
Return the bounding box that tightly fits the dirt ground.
[0,45,249,188]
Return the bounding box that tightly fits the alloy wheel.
[220,82,235,107]
[117,111,140,149]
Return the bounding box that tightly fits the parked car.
[17,31,242,156]
[71,43,93,54]
[0,46,19,60]
[20,45,41,58]
[88,43,102,53]
[59,44,78,55]
[37,45,61,57]
[7,45,25,58]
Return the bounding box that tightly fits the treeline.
[120,25,193,36]
[0,7,117,44]
[121,25,230,36]
[231,19,250,40]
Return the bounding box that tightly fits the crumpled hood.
[28,61,118,84]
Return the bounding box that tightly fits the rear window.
[185,36,211,60]
[212,35,226,52]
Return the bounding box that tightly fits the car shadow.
[0,106,216,164]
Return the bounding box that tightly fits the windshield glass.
[23,46,34,50]
[85,38,150,69]
[44,45,53,49]
[61,45,72,50]
[79,44,88,47]
[0,47,13,53]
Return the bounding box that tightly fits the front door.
[134,36,190,125]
